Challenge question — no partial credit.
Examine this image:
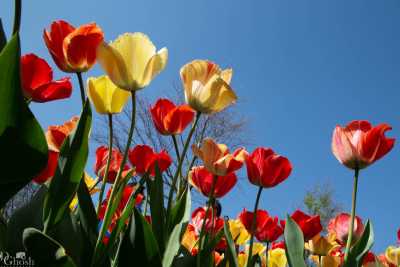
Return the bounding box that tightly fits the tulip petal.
[200,75,237,113]
[87,76,108,114]
[97,42,131,90]
[221,68,233,84]
[21,54,53,95]
[110,85,130,114]
[31,78,72,103]
[139,47,168,88]
[164,104,195,135]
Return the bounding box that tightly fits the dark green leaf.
[23,227,77,267]
[0,34,48,208]
[284,215,307,267]
[223,219,239,267]
[162,188,191,267]
[343,220,374,267]
[167,186,191,234]
[147,165,166,252]
[43,101,92,231]
[119,208,162,267]
[0,19,6,52]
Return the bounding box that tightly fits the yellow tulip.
[306,234,338,256]
[180,59,237,114]
[97,32,168,91]
[310,254,342,267]
[238,243,266,267]
[268,248,287,267]
[87,75,130,114]
[69,173,99,210]
[228,219,250,245]
[385,246,400,266]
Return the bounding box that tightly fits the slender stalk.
[247,186,263,267]
[12,0,21,34]
[166,112,201,215]
[172,135,181,162]
[344,168,360,261]
[319,255,322,267]
[96,114,113,214]
[196,175,217,267]
[76,72,86,106]
[265,242,270,267]
[91,91,136,266]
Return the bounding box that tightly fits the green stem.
[76,72,86,106]
[196,175,217,267]
[265,242,270,267]
[91,91,136,266]
[319,255,322,267]
[12,0,21,34]
[172,135,181,162]
[247,186,263,267]
[166,112,201,216]
[96,114,113,214]
[344,168,359,261]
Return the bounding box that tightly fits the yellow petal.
[269,248,287,267]
[110,33,156,89]
[138,47,168,88]
[385,246,400,265]
[110,84,130,113]
[87,76,109,114]
[97,42,131,90]
[221,68,233,84]
[228,219,250,245]
[84,172,100,194]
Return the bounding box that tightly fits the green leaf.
[284,215,307,267]
[147,164,166,252]
[43,100,92,231]
[0,34,48,208]
[162,188,191,267]
[223,219,239,267]
[0,19,6,52]
[167,186,191,234]
[343,220,374,267]
[23,227,77,267]
[119,208,162,267]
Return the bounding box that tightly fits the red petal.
[33,151,59,184]
[30,77,72,102]
[21,54,52,96]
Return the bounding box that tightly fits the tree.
[303,182,342,229]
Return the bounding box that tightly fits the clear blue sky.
[1,0,399,252]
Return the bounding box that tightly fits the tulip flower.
[128,144,172,177]
[46,116,79,152]
[94,146,130,183]
[268,248,288,267]
[33,116,78,183]
[97,32,168,91]
[188,166,237,198]
[385,246,400,266]
[150,98,195,135]
[306,234,338,256]
[378,254,397,267]
[182,224,199,256]
[180,59,237,114]
[332,120,395,170]
[239,209,283,243]
[246,147,292,188]
[43,20,104,73]
[237,243,267,267]
[328,213,364,246]
[190,206,224,236]
[87,75,130,114]
[21,54,72,103]
[192,138,247,176]
[283,210,323,241]
[228,219,250,245]
[397,228,400,243]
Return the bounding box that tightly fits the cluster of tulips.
[0,2,399,267]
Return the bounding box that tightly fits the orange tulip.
[332,120,395,170]
[150,98,195,135]
[46,116,79,152]
[44,20,104,72]
[192,138,248,176]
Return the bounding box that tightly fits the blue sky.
[1,0,399,251]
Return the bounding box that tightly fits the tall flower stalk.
[344,168,359,260]
[247,186,263,267]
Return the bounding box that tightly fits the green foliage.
[0,19,6,51]
[0,34,48,208]
[43,101,92,232]
[223,219,239,267]
[284,215,307,267]
[343,220,374,267]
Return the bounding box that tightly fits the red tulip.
[284,210,323,241]
[332,120,395,170]
[94,146,130,183]
[397,228,400,243]
[128,145,172,176]
[271,241,285,250]
[328,213,364,246]
[245,147,292,188]
[190,206,224,235]
[363,252,377,265]
[239,209,283,243]
[150,98,195,135]
[21,54,72,102]
[33,117,78,183]
[43,20,104,72]
[188,166,237,198]
[33,150,59,184]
